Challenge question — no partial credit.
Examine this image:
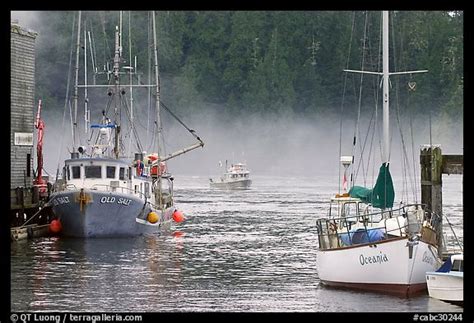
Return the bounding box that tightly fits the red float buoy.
[172,210,184,223]
[49,219,62,234]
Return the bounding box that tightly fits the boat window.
[343,202,358,219]
[71,166,81,179]
[119,167,125,180]
[85,166,102,178]
[145,182,150,198]
[106,166,116,179]
[451,259,463,272]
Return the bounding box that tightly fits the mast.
[151,11,162,156]
[128,11,134,158]
[382,11,390,165]
[113,25,121,159]
[344,11,427,167]
[72,11,82,152]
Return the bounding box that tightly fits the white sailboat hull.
[426,272,463,302]
[316,237,440,296]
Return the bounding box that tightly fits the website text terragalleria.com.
[12,313,143,323]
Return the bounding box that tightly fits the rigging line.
[89,19,98,82]
[391,14,417,203]
[351,11,369,186]
[390,14,409,202]
[99,11,111,63]
[354,106,376,187]
[127,63,203,143]
[120,94,143,153]
[56,12,76,180]
[339,11,357,193]
[147,11,152,149]
[443,214,463,251]
[160,101,202,141]
[408,92,418,203]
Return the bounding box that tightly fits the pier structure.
[420,145,463,258]
[10,21,52,239]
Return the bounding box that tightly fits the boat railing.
[57,183,148,200]
[316,203,439,250]
[90,184,147,199]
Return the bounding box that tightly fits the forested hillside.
[33,11,463,122]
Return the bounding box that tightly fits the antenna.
[84,28,89,133]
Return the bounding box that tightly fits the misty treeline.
[34,11,463,123]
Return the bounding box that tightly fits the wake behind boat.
[209,161,252,190]
[50,11,203,237]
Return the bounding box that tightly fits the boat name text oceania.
[359,252,389,266]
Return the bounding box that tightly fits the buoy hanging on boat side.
[147,211,159,224]
[172,210,184,223]
[49,219,62,234]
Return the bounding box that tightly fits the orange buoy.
[147,211,159,224]
[172,210,184,223]
[49,219,62,234]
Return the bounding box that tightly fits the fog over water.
[40,106,463,181]
[11,10,463,182]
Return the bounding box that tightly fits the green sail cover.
[349,163,395,208]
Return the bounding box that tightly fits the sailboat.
[315,11,443,296]
[49,11,204,237]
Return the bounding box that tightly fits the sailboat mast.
[151,11,162,156]
[382,11,390,165]
[72,11,82,153]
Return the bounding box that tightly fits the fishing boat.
[49,11,204,237]
[426,253,463,306]
[209,161,252,189]
[315,11,443,297]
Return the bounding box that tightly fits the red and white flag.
[343,173,348,191]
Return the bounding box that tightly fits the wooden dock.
[11,223,51,241]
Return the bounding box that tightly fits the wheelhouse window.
[119,167,125,180]
[145,182,150,198]
[85,166,102,178]
[343,202,358,218]
[71,166,81,179]
[106,166,116,179]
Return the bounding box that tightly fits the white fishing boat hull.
[426,271,463,302]
[316,237,440,296]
